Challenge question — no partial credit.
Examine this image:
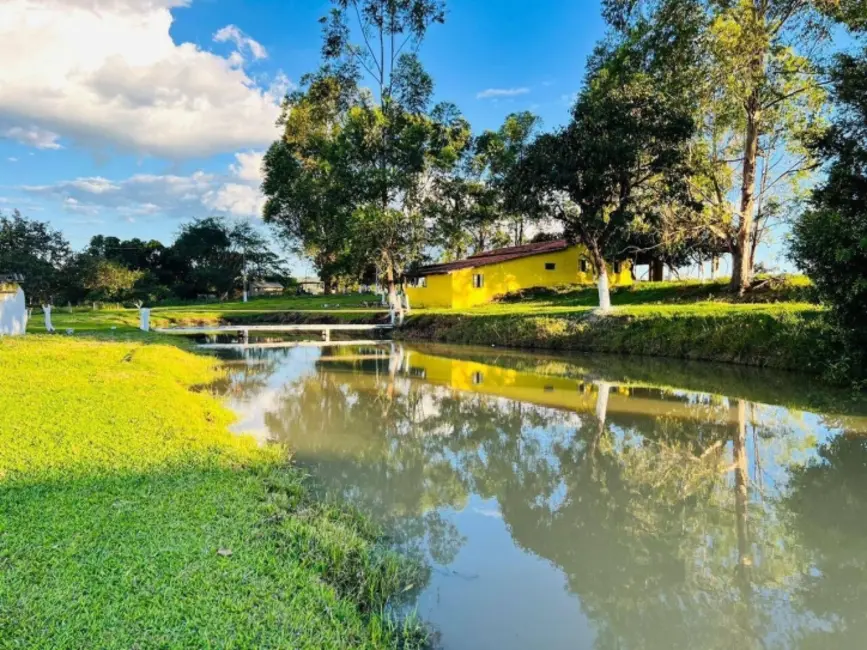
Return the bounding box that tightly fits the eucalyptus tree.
[606,0,831,293]
[262,74,360,293]
[300,0,467,306]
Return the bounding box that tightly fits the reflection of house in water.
[399,351,742,429]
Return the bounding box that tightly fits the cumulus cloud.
[476,87,530,99]
[213,25,268,62]
[23,151,267,220]
[2,126,62,149]
[0,0,283,158]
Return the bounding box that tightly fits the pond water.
[214,342,867,650]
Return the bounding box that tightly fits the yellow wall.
[406,272,453,309]
[404,351,742,423]
[405,244,633,309]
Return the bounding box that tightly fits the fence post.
[42,305,54,333]
[139,308,150,332]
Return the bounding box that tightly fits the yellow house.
[405,239,633,309]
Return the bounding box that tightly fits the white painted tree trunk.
[42,305,54,333]
[595,381,611,424]
[596,268,612,313]
[139,308,150,332]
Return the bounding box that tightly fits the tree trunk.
[384,264,398,310]
[732,89,762,294]
[651,258,665,282]
[734,399,751,594]
[596,266,611,312]
[322,275,333,296]
[711,255,720,281]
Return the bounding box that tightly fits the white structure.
[42,305,54,333]
[0,286,28,336]
[139,308,151,332]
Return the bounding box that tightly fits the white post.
[402,291,411,314]
[42,304,54,333]
[139,308,150,332]
[389,305,396,326]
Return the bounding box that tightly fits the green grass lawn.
[28,278,817,336]
[0,337,427,649]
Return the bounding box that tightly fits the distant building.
[250,281,284,297]
[297,277,325,295]
[405,240,633,309]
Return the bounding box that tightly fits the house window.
[580,259,589,273]
[545,263,556,271]
[472,273,484,289]
[472,371,484,385]
[613,262,622,274]
[409,367,427,379]
[408,276,427,288]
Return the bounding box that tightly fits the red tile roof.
[409,239,570,276]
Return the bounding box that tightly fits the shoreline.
[0,337,429,649]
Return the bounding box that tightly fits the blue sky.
[0,0,606,275]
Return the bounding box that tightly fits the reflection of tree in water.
[497,390,818,650]
[211,348,289,398]
[785,433,867,650]
[262,368,469,565]
[228,348,867,650]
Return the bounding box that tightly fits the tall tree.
[475,111,544,246]
[169,217,284,300]
[511,43,696,310]
[288,0,458,307]
[263,74,359,294]
[607,0,830,292]
[0,210,71,304]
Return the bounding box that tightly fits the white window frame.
[472,273,484,289]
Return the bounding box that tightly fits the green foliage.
[791,48,867,382]
[476,111,543,245]
[0,210,71,303]
[265,0,460,298]
[69,256,144,303]
[0,338,428,648]
[170,217,285,300]
[511,37,696,307]
[399,303,833,374]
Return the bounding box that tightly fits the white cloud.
[213,24,268,62]
[2,126,62,149]
[476,87,530,99]
[7,157,18,163]
[0,0,283,158]
[23,151,266,220]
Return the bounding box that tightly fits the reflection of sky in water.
[217,343,867,650]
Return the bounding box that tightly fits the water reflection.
[217,344,867,650]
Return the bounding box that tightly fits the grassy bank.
[399,303,835,374]
[0,338,427,649]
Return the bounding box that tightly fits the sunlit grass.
[0,337,428,649]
